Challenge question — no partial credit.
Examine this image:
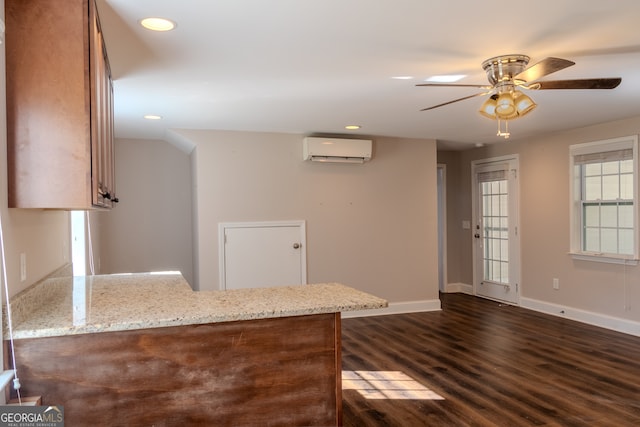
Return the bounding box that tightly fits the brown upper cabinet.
[6,0,117,209]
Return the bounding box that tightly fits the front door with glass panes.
[472,156,520,305]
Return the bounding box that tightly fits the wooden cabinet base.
[6,313,342,426]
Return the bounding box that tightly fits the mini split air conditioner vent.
[303,137,372,163]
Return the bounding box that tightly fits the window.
[479,173,509,284]
[570,135,639,263]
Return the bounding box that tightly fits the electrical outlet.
[553,278,559,290]
[20,253,27,282]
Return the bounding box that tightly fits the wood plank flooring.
[341,293,640,426]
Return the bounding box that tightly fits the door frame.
[437,164,448,293]
[471,155,521,305]
[218,220,307,290]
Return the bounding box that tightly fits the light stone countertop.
[4,272,388,339]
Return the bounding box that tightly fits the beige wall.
[184,129,440,303]
[440,116,640,323]
[0,210,70,298]
[98,138,194,285]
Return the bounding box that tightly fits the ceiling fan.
[418,54,622,138]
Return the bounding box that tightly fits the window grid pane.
[580,157,635,255]
[481,179,508,284]
[584,176,601,200]
[620,173,633,199]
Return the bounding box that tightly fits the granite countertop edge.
[4,273,388,339]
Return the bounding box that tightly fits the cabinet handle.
[98,189,118,203]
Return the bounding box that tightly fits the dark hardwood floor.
[341,293,640,426]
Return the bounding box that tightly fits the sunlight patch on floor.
[342,370,445,400]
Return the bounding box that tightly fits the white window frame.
[569,135,639,264]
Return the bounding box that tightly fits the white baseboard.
[521,297,640,337]
[342,299,441,318]
[342,287,640,337]
[444,282,473,294]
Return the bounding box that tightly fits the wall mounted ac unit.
[302,137,372,163]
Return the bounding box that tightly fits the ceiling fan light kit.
[418,54,622,140]
[478,96,497,119]
[513,92,536,116]
[478,89,538,138]
[496,91,517,117]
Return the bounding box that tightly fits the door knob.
[293,243,300,249]
[474,233,481,239]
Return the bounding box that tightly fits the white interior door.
[220,221,307,290]
[472,157,520,305]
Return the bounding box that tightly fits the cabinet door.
[6,0,93,209]
[90,0,115,208]
[220,221,307,290]
[6,0,115,209]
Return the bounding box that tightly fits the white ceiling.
[98,0,640,150]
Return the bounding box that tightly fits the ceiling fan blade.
[420,91,491,111]
[417,83,492,89]
[514,57,575,82]
[533,78,622,90]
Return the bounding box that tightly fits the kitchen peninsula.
[3,271,387,426]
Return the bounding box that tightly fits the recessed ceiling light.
[140,17,176,32]
[391,76,414,80]
[426,74,466,83]
[345,125,361,130]
[144,115,162,120]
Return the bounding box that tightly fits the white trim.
[218,220,307,290]
[437,164,448,293]
[343,294,640,338]
[471,154,518,167]
[521,297,640,337]
[569,135,639,260]
[444,282,473,294]
[569,135,638,156]
[569,252,639,265]
[219,220,306,229]
[341,299,441,318]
